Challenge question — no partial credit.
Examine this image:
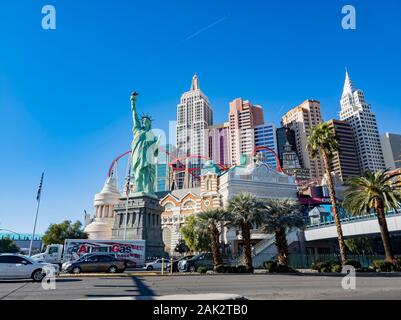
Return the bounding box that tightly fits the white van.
[31,239,146,267]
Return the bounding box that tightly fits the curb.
[60,272,160,278]
[58,270,401,278]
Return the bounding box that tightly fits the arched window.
[162,227,171,244]
[183,200,195,209]
[164,202,174,211]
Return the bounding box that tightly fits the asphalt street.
[1,274,401,300]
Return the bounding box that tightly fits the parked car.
[0,254,59,282]
[170,255,195,272]
[62,252,135,271]
[63,253,125,274]
[143,258,170,271]
[178,253,214,272]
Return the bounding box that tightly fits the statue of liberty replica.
[112,92,165,259]
[130,92,160,195]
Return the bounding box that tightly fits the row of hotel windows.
[162,216,186,224]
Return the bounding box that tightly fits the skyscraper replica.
[208,122,231,167]
[254,123,277,168]
[282,100,324,180]
[176,74,213,188]
[381,133,401,170]
[339,70,385,173]
[228,98,264,165]
[326,119,360,181]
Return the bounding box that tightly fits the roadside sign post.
[161,258,164,276]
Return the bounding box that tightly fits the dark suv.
[178,253,214,272]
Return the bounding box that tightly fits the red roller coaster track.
[253,146,283,173]
[108,145,282,178]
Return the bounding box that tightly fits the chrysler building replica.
[339,69,385,173]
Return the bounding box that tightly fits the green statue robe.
[130,93,159,195]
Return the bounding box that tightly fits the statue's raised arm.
[130,92,141,131]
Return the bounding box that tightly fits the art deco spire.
[190,73,200,91]
[342,68,356,97]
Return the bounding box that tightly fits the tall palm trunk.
[375,202,395,262]
[241,222,253,271]
[321,149,347,264]
[210,223,223,266]
[275,227,289,266]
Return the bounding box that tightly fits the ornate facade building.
[160,159,298,256]
[160,188,200,254]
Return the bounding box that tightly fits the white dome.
[94,177,122,206]
[84,218,115,240]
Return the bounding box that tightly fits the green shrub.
[344,259,362,269]
[235,265,249,273]
[331,264,343,273]
[263,261,278,273]
[197,266,208,274]
[213,265,251,273]
[262,261,296,273]
[394,257,401,269]
[213,265,225,273]
[277,265,297,273]
[372,260,397,272]
[358,267,375,273]
[311,260,340,273]
[321,266,332,273]
[224,265,234,273]
[311,261,325,271]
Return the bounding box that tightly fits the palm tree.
[343,170,401,262]
[227,193,264,271]
[195,209,227,266]
[308,123,347,264]
[261,199,304,266]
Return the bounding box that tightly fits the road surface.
[1,274,401,300]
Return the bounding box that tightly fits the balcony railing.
[306,210,401,229]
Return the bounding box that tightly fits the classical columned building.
[85,177,122,240]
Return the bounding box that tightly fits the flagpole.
[123,157,131,241]
[29,199,41,256]
[29,172,44,256]
[123,195,129,241]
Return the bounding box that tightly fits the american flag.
[36,172,44,201]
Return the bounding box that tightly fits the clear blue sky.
[1,0,400,233]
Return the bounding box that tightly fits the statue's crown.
[140,113,153,122]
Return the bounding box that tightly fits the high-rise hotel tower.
[176,74,213,188]
[282,100,324,180]
[228,98,264,165]
[339,70,385,173]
